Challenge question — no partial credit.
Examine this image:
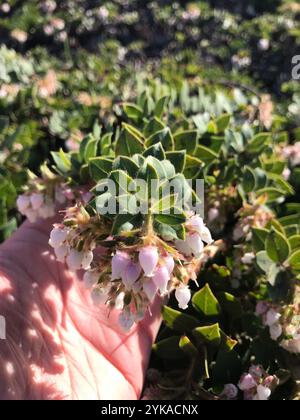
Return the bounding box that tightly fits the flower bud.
[30,193,44,210]
[143,278,158,302]
[17,195,30,213]
[238,374,257,391]
[153,266,170,294]
[111,251,130,280]
[186,233,204,256]
[265,309,281,327]
[256,385,271,401]
[122,262,142,290]
[163,255,175,276]
[83,270,99,289]
[270,323,283,341]
[208,208,219,222]
[175,285,191,310]
[139,246,159,277]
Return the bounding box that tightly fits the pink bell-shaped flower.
[153,265,170,294]
[139,246,159,277]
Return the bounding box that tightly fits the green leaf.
[193,324,221,347]
[166,151,186,173]
[192,284,221,318]
[162,306,200,333]
[217,292,243,320]
[151,195,176,214]
[183,155,203,179]
[216,113,231,133]
[143,143,166,160]
[155,208,186,226]
[247,133,270,153]
[115,124,145,157]
[154,96,169,119]
[256,251,275,273]
[288,250,300,273]
[109,170,134,195]
[89,157,113,181]
[252,227,269,252]
[289,235,300,251]
[242,166,256,193]
[146,128,174,151]
[195,145,218,163]
[84,139,98,163]
[256,187,286,203]
[266,229,291,263]
[112,156,139,178]
[179,336,199,358]
[51,149,71,174]
[174,130,198,154]
[153,336,186,360]
[143,117,165,138]
[123,103,143,121]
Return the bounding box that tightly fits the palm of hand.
[0,219,162,400]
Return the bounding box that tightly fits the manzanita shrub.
[15,87,300,400]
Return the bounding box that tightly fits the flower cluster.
[233,200,274,242]
[49,212,213,332]
[238,365,278,400]
[17,192,57,223]
[256,302,300,354]
[175,214,214,257]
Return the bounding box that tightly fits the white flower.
[54,244,69,263]
[49,227,68,248]
[118,311,135,332]
[186,233,204,256]
[258,39,270,51]
[241,252,255,265]
[189,215,214,244]
[17,195,31,213]
[175,239,193,257]
[38,203,55,218]
[222,384,238,400]
[66,249,84,271]
[270,323,283,341]
[255,385,271,401]
[30,193,44,210]
[25,209,38,224]
[175,285,191,310]
[265,309,281,327]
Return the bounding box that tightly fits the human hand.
[0,219,162,400]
